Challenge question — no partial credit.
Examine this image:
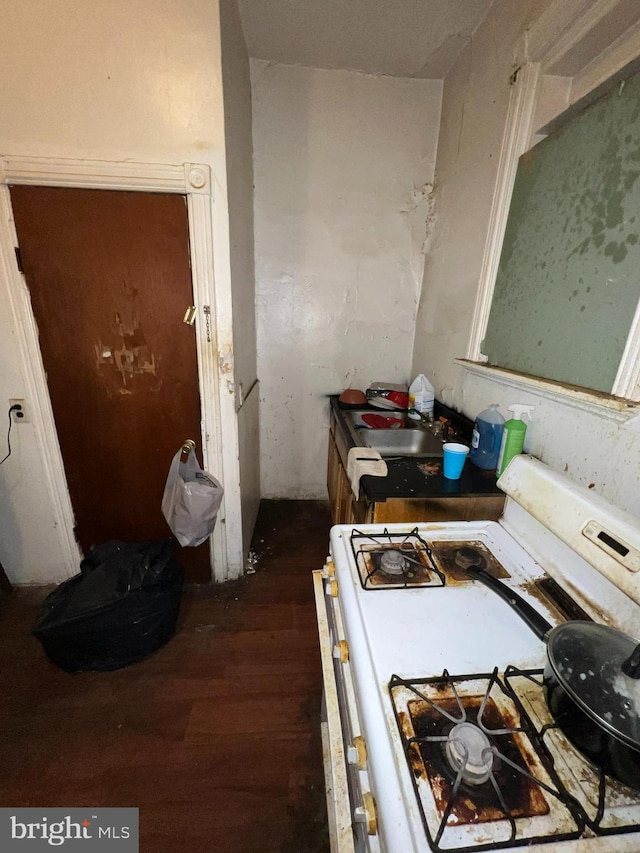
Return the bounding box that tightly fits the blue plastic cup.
[442,443,470,480]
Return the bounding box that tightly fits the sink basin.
[362,428,443,457]
[342,408,443,456]
[347,410,414,429]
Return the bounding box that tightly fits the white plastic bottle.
[408,374,435,420]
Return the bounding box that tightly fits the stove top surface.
[333,520,551,677]
[327,515,640,851]
[389,666,640,851]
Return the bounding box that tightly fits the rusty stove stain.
[399,694,550,826]
[429,541,511,585]
[359,540,512,587]
[521,576,597,627]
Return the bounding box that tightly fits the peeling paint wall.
[411,0,640,517]
[412,0,552,402]
[484,72,640,392]
[251,60,442,498]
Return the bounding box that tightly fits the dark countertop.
[330,397,504,503]
[360,454,503,502]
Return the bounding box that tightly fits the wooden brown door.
[10,185,212,582]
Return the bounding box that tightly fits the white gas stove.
[313,456,640,853]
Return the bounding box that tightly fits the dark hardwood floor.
[0,500,332,853]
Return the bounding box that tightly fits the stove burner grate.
[504,666,640,839]
[389,668,585,851]
[350,527,445,589]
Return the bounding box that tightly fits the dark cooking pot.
[467,565,640,789]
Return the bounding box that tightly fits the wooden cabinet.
[370,495,505,524]
[327,408,504,525]
[327,429,349,523]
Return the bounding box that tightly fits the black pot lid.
[548,621,640,749]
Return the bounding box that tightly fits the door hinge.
[14,247,23,273]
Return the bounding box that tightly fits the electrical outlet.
[9,398,30,423]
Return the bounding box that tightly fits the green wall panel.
[483,73,640,393]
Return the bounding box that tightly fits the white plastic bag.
[161,447,224,547]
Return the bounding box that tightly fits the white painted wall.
[0,0,227,170]
[0,0,254,582]
[221,0,258,399]
[411,0,640,516]
[219,0,260,561]
[252,61,442,498]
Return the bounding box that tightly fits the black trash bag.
[33,539,184,673]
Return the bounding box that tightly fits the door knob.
[180,439,196,462]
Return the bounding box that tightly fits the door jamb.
[0,156,227,582]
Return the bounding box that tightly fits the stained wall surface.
[411,0,551,405]
[411,0,640,517]
[484,72,640,392]
[251,61,442,498]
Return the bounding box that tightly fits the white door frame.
[0,155,228,581]
[466,0,640,401]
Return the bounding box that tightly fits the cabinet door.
[339,467,355,525]
[327,425,373,524]
[327,432,358,524]
[327,434,342,523]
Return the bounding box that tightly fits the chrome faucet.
[415,411,443,437]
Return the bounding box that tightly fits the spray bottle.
[496,405,534,477]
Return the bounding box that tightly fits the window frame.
[465,0,640,408]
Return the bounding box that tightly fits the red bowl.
[387,391,409,409]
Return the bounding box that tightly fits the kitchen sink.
[347,410,414,429]
[361,429,443,457]
[343,408,444,456]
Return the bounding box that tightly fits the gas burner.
[350,527,445,589]
[454,547,487,572]
[380,548,409,576]
[446,722,493,785]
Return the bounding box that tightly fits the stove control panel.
[582,521,640,573]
